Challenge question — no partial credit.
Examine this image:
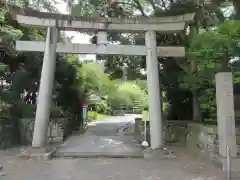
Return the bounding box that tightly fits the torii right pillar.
[215,72,237,157]
[145,30,163,149]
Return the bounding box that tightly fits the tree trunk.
[192,90,201,121]
[220,54,230,72]
[233,0,240,19]
[190,5,202,121]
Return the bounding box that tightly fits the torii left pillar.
[32,27,58,148]
[145,30,163,149]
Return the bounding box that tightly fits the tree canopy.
[70,0,240,121]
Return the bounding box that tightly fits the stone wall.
[134,120,188,147]
[134,119,240,158]
[185,123,218,157]
[20,118,67,145]
[184,123,240,158]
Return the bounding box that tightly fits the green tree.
[112,82,147,108]
[0,1,88,147]
[80,62,116,96]
[187,20,240,118]
[71,0,229,121]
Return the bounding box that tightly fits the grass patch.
[88,111,105,121]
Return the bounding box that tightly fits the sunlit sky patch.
[55,1,96,61]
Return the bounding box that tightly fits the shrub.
[21,104,36,118]
[88,111,98,120]
[21,104,66,118]
[0,103,20,148]
[95,101,107,114]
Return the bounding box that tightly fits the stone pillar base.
[19,147,56,161]
[142,147,176,160]
[222,157,240,179]
[134,118,142,142]
[211,154,240,179]
[72,127,87,134]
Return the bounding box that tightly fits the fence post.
[226,146,231,180]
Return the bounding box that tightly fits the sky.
[55,1,96,60]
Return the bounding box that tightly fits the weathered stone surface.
[19,146,57,161]
[216,72,237,157]
[0,148,225,180]
[17,9,195,24]
[16,41,186,57]
[135,120,240,159]
[19,118,67,145]
[16,14,187,32]
[143,147,176,160]
[55,115,143,158]
[55,135,143,158]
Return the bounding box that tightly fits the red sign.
[82,104,88,108]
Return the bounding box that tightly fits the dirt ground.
[0,146,225,180]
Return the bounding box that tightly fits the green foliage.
[134,79,147,93]
[2,0,239,139]
[21,104,65,118]
[0,3,88,146]
[187,20,240,117]
[54,57,87,135]
[87,111,104,121]
[118,82,146,103]
[0,103,21,148]
[108,92,131,109]
[88,111,98,120]
[80,62,116,96]
[108,82,147,109]
[95,101,107,114]
[0,8,23,41]
[189,21,240,65]
[21,104,36,118]
[51,105,65,118]
[78,62,149,113]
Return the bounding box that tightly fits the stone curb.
[142,147,177,160]
[0,164,5,176]
[54,152,144,159]
[19,147,58,161]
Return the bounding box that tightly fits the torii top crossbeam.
[15,9,195,32]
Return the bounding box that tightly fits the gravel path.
[55,114,142,158]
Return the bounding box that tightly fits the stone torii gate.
[15,11,195,150]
